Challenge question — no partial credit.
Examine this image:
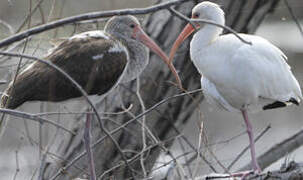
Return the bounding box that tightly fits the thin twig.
[0,19,14,35]
[118,86,184,179]
[34,104,132,117]
[38,102,45,159]
[38,149,47,180]
[177,138,194,179]
[49,89,202,180]
[73,18,109,25]
[169,7,198,31]
[0,38,32,63]
[0,108,75,135]
[13,149,20,180]
[0,51,133,178]
[153,105,218,173]
[99,135,179,179]
[0,36,30,141]
[150,151,196,175]
[15,0,45,33]
[207,131,247,147]
[178,131,217,173]
[23,110,35,146]
[227,124,271,171]
[193,120,204,177]
[168,7,251,45]
[136,78,147,177]
[0,0,188,48]
[1,0,33,138]
[191,19,252,45]
[283,0,303,38]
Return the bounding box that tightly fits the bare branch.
[192,19,252,45]
[15,0,45,33]
[168,7,252,46]
[136,78,148,177]
[283,0,303,38]
[13,143,21,180]
[240,127,303,171]
[227,125,271,171]
[0,19,14,35]
[0,0,188,48]
[48,89,202,180]
[34,104,133,117]
[0,51,133,176]
[0,108,75,135]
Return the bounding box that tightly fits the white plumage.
[196,33,302,112]
[169,1,302,175]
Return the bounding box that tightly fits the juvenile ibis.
[169,1,302,176]
[0,15,181,180]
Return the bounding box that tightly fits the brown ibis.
[0,15,181,180]
[169,1,302,178]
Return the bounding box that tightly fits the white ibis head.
[169,1,225,62]
[105,15,183,89]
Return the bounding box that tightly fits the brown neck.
[109,32,149,82]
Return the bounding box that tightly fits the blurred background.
[0,0,302,179]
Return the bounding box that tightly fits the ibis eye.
[130,24,136,28]
[192,12,200,18]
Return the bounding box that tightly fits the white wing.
[230,34,302,103]
[201,76,238,112]
[195,34,302,112]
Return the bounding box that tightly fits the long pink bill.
[134,26,183,90]
[169,23,196,64]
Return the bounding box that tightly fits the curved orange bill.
[169,23,196,64]
[134,26,183,89]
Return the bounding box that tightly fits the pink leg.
[84,111,96,180]
[241,109,261,173]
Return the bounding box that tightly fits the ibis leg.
[241,109,261,173]
[84,111,96,180]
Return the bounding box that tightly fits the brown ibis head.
[104,15,182,88]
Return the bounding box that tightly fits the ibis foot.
[229,169,261,180]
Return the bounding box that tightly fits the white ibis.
[0,15,181,180]
[169,1,302,176]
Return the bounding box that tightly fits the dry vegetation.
[0,0,303,179]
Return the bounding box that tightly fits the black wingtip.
[288,97,299,106]
[263,101,286,110]
[263,97,300,110]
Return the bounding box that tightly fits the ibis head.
[105,15,182,87]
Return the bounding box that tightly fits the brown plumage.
[0,15,183,180]
[1,15,182,111]
[1,36,127,109]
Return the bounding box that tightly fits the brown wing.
[2,35,128,109]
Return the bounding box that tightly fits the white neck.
[189,25,223,75]
[191,25,222,53]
